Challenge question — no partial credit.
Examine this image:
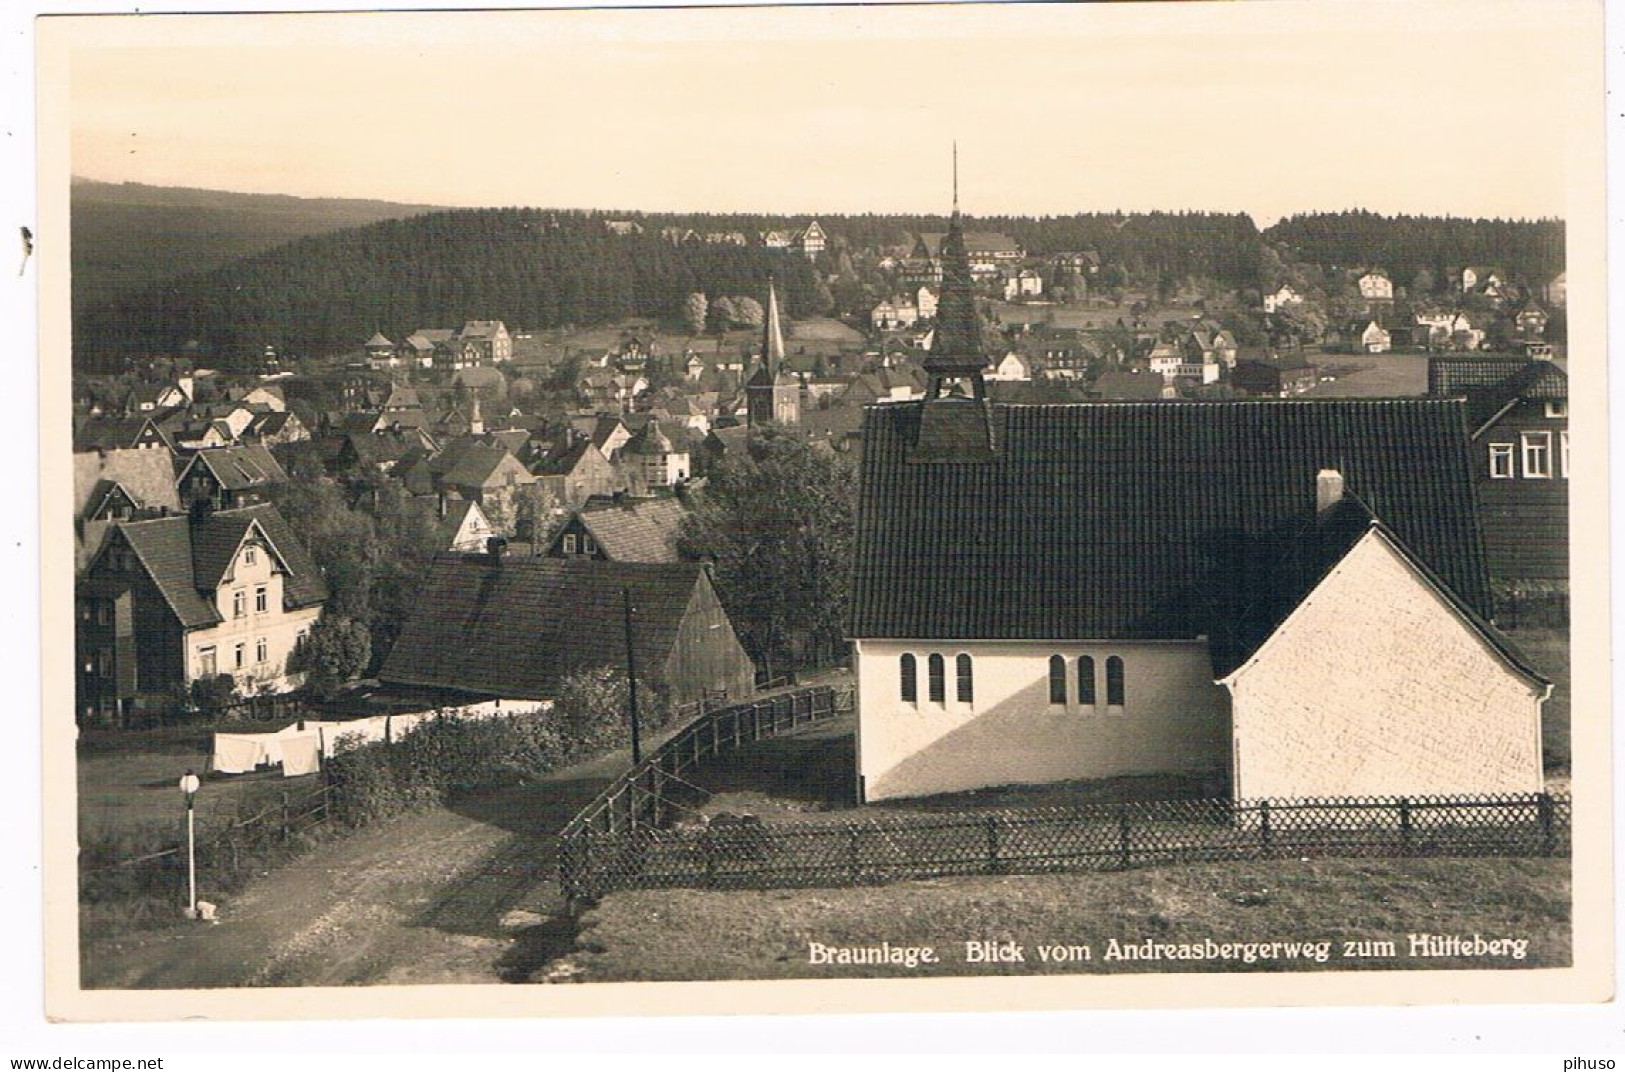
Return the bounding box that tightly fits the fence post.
[1259,799,1271,853]
[1538,792,1555,856]
[985,815,1002,875]
[1116,805,1131,870]
[1399,797,1413,855]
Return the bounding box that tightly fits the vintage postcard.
[34,0,1612,1025]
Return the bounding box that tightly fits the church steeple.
[761,275,786,378]
[923,144,988,399]
[747,276,799,428]
[907,146,999,465]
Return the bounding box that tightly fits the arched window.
[1106,656,1126,708]
[927,653,946,704]
[1078,655,1097,707]
[1048,655,1067,705]
[899,654,917,704]
[956,653,973,704]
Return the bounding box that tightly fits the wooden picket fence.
[561,683,854,844]
[559,790,1570,903]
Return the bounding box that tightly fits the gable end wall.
[1226,531,1544,799]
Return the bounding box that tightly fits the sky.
[56,1,1595,226]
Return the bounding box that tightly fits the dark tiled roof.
[112,504,327,629]
[1465,360,1567,432]
[1214,495,1544,682]
[439,442,527,490]
[1427,356,1532,396]
[534,437,595,477]
[189,444,288,491]
[573,497,690,563]
[379,557,710,699]
[851,399,1491,643]
[73,448,181,518]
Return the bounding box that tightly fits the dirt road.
[81,759,622,989]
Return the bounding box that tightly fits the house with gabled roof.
[378,556,755,707]
[534,436,622,509]
[1430,356,1568,582]
[846,192,1549,804]
[73,448,184,573]
[1357,270,1394,302]
[177,444,289,512]
[437,498,499,553]
[73,415,178,457]
[547,496,689,563]
[75,503,327,724]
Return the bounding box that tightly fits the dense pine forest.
[70,191,1567,374]
[73,209,825,373]
[1261,210,1564,293]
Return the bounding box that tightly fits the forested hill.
[1262,210,1564,291]
[73,208,826,373]
[71,179,448,317]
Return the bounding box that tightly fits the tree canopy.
[677,429,856,676]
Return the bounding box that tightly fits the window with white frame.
[198,646,217,677]
[232,589,246,618]
[1545,400,1568,419]
[563,534,578,554]
[255,585,268,613]
[1561,430,1570,478]
[1489,443,1514,479]
[256,637,268,664]
[1522,432,1552,478]
[233,642,245,669]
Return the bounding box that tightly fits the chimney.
[1316,469,1345,513]
[486,536,507,562]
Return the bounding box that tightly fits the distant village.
[70,205,1569,805]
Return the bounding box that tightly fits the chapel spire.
[906,147,999,465]
[761,274,786,378]
[747,275,799,428]
[923,145,988,395]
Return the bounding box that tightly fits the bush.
[188,674,239,714]
[325,706,574,823]
[552,665,671,760]
[294,616,372,700]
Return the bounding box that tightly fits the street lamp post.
[179,770,200,919]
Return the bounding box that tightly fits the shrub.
[188,674,239,714]
[552,665,671,760]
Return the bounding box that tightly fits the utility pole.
[622,587,641,765]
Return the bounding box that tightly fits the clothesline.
[208,703,544,777]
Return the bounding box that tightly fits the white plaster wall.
[1226,531,1545,799]
[187,540,323,693]
[855,639,1230,801]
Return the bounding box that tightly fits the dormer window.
[244,548,257,566]
[1545,400,1568,419]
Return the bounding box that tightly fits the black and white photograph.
[30,0,1612,1026]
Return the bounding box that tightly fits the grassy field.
[78,722,323,840]
[1304,350,1431,397]
[1507,626,1571,776]
[563,856,1570,981]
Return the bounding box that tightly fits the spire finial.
[952,140,959,213]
